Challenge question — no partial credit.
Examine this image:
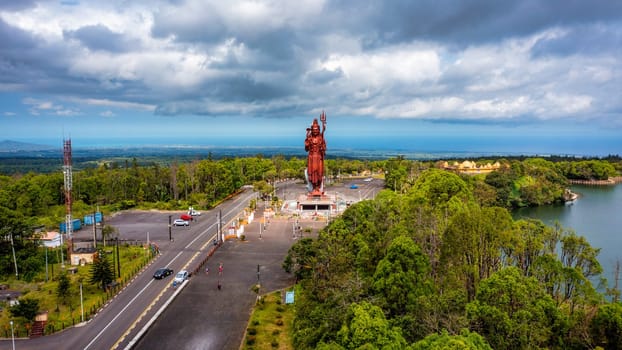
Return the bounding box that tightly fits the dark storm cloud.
[341,0,622,47]
[2,0,621,128]
[151,3,227,43]
[208,74,292,102]
[305,68,344,85]
[531,24,622,57]
[64,24,139,53]
[0,18,37,50]
[0,0,39,12]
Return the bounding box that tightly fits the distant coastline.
[568,177,622,186]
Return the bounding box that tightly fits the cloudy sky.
[1,0,621,155]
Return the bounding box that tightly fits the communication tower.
[62,139,73,266]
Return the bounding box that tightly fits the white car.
[188,210,201,216]
[173,219,189,226]
[173,270,189,284]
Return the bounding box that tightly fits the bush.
[271,340,279,348]
[247,327,257,335]
[246,335,256,345]
[275,319,284,326]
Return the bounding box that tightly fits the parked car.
[188,209,201,216]
[173,270,189,284]
[350,184,358,189]
[173,219,189,226]
[153,267,174,279]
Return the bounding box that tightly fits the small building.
[70,246,97,266]
[39,231,62,248]
[442,160,502,174]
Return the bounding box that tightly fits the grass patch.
[0,244,153,336]
[242,290,294,350]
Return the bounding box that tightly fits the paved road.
[0,189,257,350]
[133,210,326,350]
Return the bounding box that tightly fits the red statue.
[305,111,327,196]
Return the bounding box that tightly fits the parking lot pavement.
[133,213,324,350]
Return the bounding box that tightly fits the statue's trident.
[320,110,327,135]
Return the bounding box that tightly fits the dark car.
[153,267,174,279]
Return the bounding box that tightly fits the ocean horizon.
[8,133,622,159]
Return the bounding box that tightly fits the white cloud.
[100,110,115,117]
[1,0,620,130]
[23,97,80,116]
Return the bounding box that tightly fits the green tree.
[440,205,513,301]
[412,329,492,350]
[89,250,115,290]
[57,272,72,305]
[466,267,566,350]
[334,301,408,350]
[372,235,431,334]
[282,238,316,281]
[9,297,40,323]
[590,302,622,350]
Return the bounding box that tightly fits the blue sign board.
[285,291,295,304]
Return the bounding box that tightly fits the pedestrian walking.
[205,266,209,275]
[218,263,223,276]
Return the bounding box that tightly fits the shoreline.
[568,176,622,186]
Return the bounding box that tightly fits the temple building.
[441,160,502,174]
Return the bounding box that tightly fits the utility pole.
[116,237,121,278]
[168,215,172,241]
[10,232,18,279]
[45,246,49,282]
[80,282,84,322]
[218,210,222,242]
[92,209,97,248]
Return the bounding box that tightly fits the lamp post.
[168,215,172,241]
[45,245,49,282]
[116,237,121,278]
[10,319,15,350]
[80,282,84,322]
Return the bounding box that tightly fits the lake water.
[513,184,622,287]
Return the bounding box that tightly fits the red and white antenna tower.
[62,139,73,267]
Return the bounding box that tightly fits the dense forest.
[1,154,621,348]
[285,164,622,349]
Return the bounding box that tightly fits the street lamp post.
[116,237,121,278]
[10,319,15,350]
[80,282,84,322]
[168,215,172,241]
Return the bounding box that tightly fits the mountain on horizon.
[0,140,58,152]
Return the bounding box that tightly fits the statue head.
[311,118,320,135]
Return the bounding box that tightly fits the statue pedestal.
[296,193,335,218]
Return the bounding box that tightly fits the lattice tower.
[63,139,73,238]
